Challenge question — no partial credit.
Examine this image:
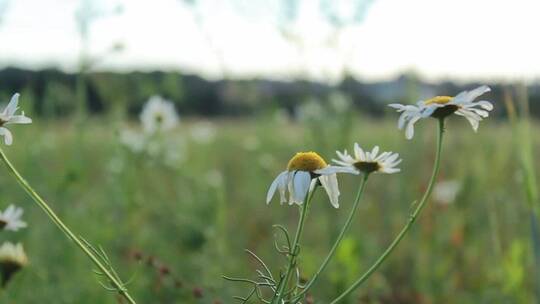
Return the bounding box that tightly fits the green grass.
[0,114,537,303]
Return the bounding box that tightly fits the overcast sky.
[1,0,539,82]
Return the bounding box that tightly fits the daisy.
[140,95,179,134]
[0,242,28,287]
[389,85,494,139]
[324,143,401,175]
[0,93,32,145]
[266,152,342,208]
[0,205,27,232]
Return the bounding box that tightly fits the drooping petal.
[290,171,311,205]
[0,127,13,145]
[266,171,288,204]
[456,109,480,131]
[319,174,340,208]
[405,116,421,140]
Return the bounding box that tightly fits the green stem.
[272,189,314,304]
[293,174,369,302]
[0,148,137,304]
[330,118,445,304]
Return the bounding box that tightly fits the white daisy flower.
[389,85,494,139]
[119,129,146,153]
[266,152,343,208]
[140,95,179,134]
[323,143,401,175]
[0,93,32,145]
[0,242,28,286]
[433,180,461,206]
[0,205,27,232]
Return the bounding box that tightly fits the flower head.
[324,143,401,175]
[433,180,461,205]
[267,151,342,208]
[0,205,27,232]
[0,93,32,145]
[0,242,28,287]
[389,86,493,139]
[140,95,179,134]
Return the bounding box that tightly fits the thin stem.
[0,147,137,304]
[293,174,369,302]
[330,118,445,304]
[272,188,314,304]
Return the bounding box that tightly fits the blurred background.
[0,0,539,303]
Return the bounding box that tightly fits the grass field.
[0,109,538,303]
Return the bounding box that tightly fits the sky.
[1,0,540,82]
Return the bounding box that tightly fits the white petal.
[456,109,480,131]
[7,115,32,124]
[473,100,494,111]
[4,93,20,117]
[319,174,340,208]
[0,127,13,145]
[316,166,358,175]
[388,103,406,110]
[397,112,409,129]
[266,171,287,204]
[405,116,421,140]
[291,171,311,204]
[370,146,380,161]
[452,85,491,104]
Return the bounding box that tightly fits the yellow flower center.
[424,96,453,105]
[287,152,327,172]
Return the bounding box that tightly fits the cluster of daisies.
[268,85,493,207]
[115,95,187,169]
[0,204,28,287]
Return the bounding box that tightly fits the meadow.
[0,97,537,304]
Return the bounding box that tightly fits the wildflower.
[266,152,342,208]
[323,143,401,175]
[140,95,179,134]
[296,99,325,122]
[433,180,461,205]
[0,93,32,145]
[119,129,146,153]
[0,205,27,232]
[389,85,493,139]
[0,242,28,287]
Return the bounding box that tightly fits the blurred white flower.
[119,129,146,153]
[433,180,461,205]
[321,143,401,175]
[189,121,216,144]
[0,93,32,145]
[0,242,28,286]
[0,205,27,231]
[296,99,325,122]
[329,93,352,113]
[267,152,344,208]
[389,86,493,139]
[140,95,179,134]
